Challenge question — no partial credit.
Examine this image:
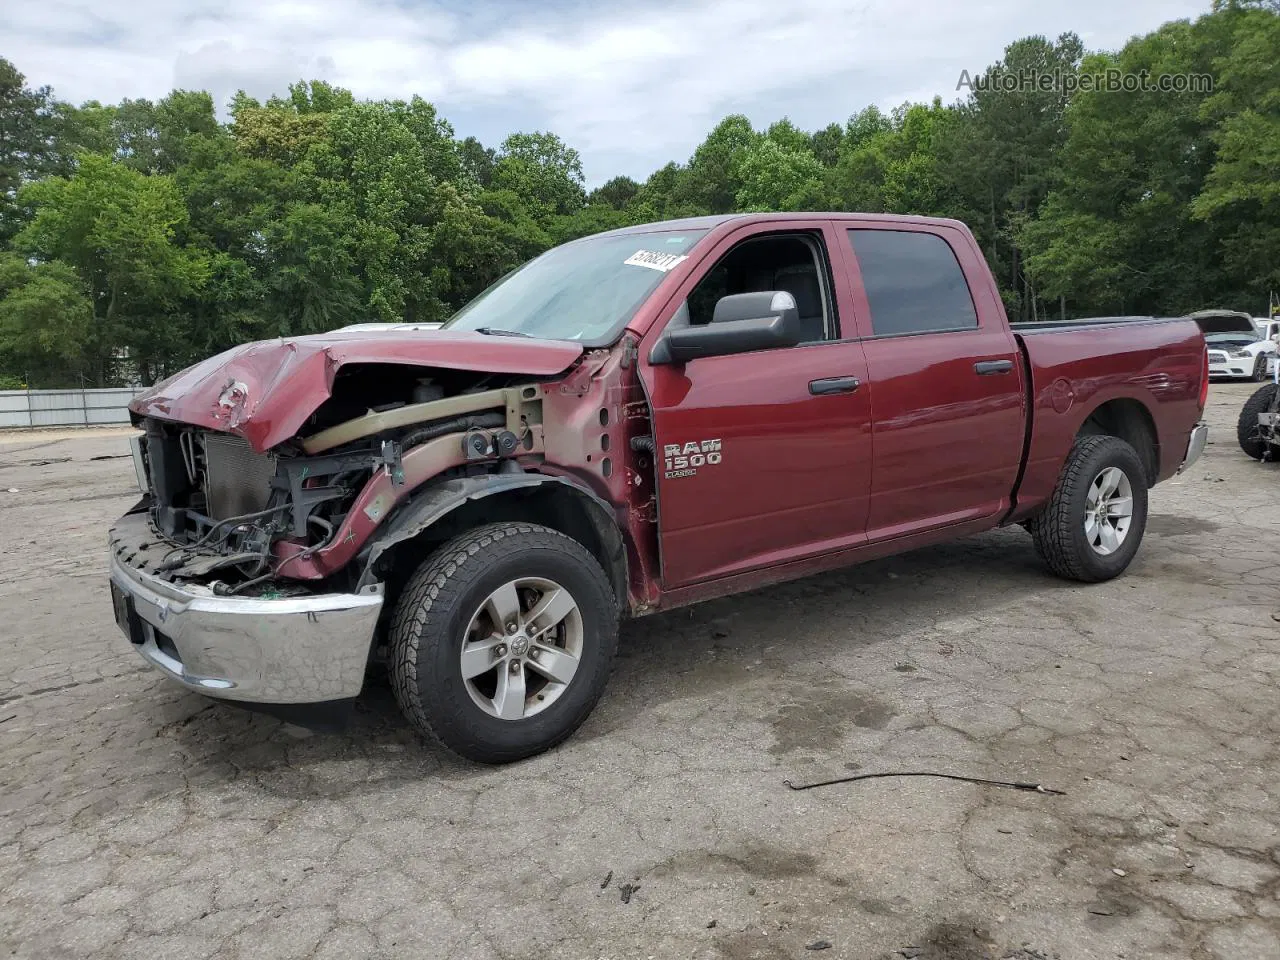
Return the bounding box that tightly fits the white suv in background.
[1192,309,1278,381]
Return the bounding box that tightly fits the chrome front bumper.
[1178,421,1209,474]
[109,523,383,705]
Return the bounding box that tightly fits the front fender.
[356,471,626,594]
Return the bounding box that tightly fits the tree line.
[0,1,1277,389]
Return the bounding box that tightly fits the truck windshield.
[443,229,707,343]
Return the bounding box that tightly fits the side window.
[685,234,836,344]
[848,230,978,337]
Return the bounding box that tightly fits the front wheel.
[1027,435,1149,583]
[1253,355,1268,382]
[389,522,618,763]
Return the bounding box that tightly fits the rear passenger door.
[835,223,1025,540]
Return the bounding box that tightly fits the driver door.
[639,221,873,588]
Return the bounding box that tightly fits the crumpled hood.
[130,330,583,452]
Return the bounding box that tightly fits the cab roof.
[593,211,970,239]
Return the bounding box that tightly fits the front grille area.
[1207,351,1229,363]
[203,434,278,520]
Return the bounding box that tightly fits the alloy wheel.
[1084,466,1133,556]
[459,578,584,721]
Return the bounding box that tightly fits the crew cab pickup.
[110,213,1209,762]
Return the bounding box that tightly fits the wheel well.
[1077,399,1158,485]
[374,483,629,616]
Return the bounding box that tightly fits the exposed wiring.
[783,772,1066,795]
[219,515,337,595]
[157,551,265,575]
[401,411,504,450]
[215,571,276,596]
[159,503,290,567]
[185,504,290,551]
[282,516,336,566]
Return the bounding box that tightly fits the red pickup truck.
[110,213,1208,762]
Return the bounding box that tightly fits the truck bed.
[1008,315,1205,522]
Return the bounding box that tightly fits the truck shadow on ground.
[162,523,1098,793]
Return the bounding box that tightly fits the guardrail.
[0,388,144,428]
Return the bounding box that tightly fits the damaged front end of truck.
[108,330,646,724]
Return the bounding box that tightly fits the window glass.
[445,229,707,343]
[685,235,833,343]
[847,230,977,336]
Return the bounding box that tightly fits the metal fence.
[0,388,143,429]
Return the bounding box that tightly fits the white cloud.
[7,0,1211,180]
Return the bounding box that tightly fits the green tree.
[1019,14,1236,316]
[0,254,94,386]
[634,162,701,218]
[0,58,64,242]
[827,101,961,218]
[685,115,758,213]
[735,138,826,211]
[263,200,364,333]
[936,34,1084,318]
[810,122,845,166]
[98,91,220,175]
[428,183,530,307]
[230,90,333,165]
[588,175,641,210]
[173,133,288,351]
[824,106,900,213]
[458,136,496,188]
[845,106,892,149]
[15,153,209,382]
[1192,6,1280,304]
[491,132,586,218]
[764,118,812,154]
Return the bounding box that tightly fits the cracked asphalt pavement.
[1,382,1277,960]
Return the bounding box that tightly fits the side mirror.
[652,291,802,364]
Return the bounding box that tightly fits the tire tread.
[388,522,616,762]
[1027,435,1144,583]
[1236,384,1278,460]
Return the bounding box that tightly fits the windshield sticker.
[625,250,688,272]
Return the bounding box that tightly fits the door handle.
[809,376,861,395]
[974,359,1014,375]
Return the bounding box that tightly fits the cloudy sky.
[9,0,1209,184]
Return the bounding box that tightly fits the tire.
[1237,383,1278,461]
[389,522,618,763]
[1027,435,1149,583]
[1253,355,1268,382]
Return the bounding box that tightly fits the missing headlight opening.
[133,367,545,597]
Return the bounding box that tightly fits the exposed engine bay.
[131,365,546,595]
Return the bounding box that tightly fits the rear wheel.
[1237,383,1278,460]
[389,522,618,763]
[1027,435,1148,583]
